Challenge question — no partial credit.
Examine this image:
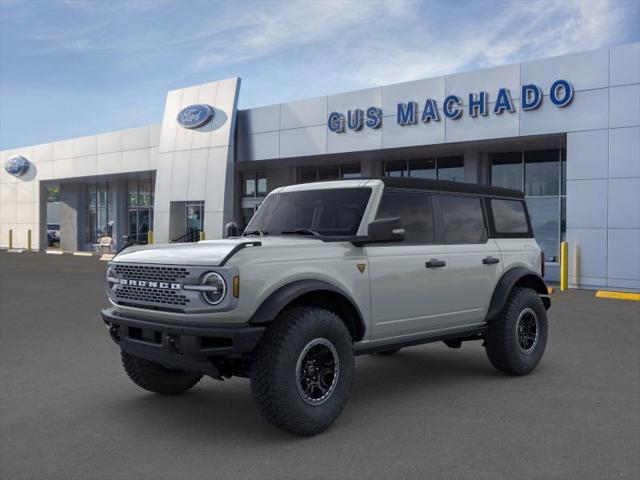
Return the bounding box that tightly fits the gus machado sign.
[327,79,573,133]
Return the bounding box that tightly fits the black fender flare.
[248,279,366,340]
[485,267,550,322]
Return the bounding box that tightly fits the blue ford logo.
[176,104,214,129]
[5,156,29,177]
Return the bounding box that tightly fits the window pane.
[47,185,60,202]
[257,172,267,195]
[376,191,434,243]
[526,197,560,261]
[128,180,138,206]
[437,156,464,182]
[525,150,559,196]
[409,158,436,179]
[440,195,487,244]
[561,149,566,196]
[491,152,522,191]
[491,199,529,233]
[384,160,407,177]
[318,165,340,180]
[341,163,361,178]
[243,174,256,196]
[139,179,151,207]
[298,167,317,183]
[246,188,371,237]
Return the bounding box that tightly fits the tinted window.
[245,188,371,237]
[491,199,529,234]
[376,190,434,243]
[440,195,486,244]
[437,156,464,182]
[491,152,523,191]
[525,150,560,196]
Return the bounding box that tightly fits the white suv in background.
[102,177,550,435]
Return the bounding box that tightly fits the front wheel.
[484,287,548,375]
[250,307,355,436]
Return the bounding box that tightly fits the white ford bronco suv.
[102,177,550,435]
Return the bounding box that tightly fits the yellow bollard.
[8,229,12,249]
[560,241,568,291]
[28,229,32,251]
[199,231,205,241]
[147,230,153,245]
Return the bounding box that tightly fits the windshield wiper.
[243,229,268,236]
[280,228,321,237]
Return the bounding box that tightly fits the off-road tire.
[121,351,202,395]
[250,307,355,436]
[484,287,548,375]
[375,347,402,356]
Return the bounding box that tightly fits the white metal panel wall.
[152,77,241,243]
[0,124,160,249]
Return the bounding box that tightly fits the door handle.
[482,256,500,265]
[426,259,446,268]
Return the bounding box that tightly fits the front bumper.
[101,308,265,377]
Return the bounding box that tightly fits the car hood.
[112,236,324,266]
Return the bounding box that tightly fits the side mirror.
[224,222,239,238]
[356,217,404,245]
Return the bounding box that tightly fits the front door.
[366,189,452,340]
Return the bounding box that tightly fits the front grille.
[113,264,189,283]
[114,285,190,307]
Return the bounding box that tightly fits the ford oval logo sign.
[176,104,214,129]
[5,156,30,177]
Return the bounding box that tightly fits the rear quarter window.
[490,199,531,235]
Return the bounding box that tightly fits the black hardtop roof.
[376,177,524,199]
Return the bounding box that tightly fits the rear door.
[366,189,452,340]
[436,194,503,326]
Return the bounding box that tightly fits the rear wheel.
[484,287,548,375]
[121,351,202,395]
[250,307,355,436]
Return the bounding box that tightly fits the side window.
[440,195,487,244]
[376,190,434,243]
[491,199,530,234]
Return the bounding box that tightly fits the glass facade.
[491,149,566,261]
[127,178,154,245]
[185,201,204,242]
[86,182,113,245]
[384,156,464,181]
[297,163,361,183]
[242,171,267,197]
[241,171,268,229]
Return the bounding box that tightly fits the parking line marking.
[595,291,640,302]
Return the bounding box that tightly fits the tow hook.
[167,334,181,353]
[108,324,121,342]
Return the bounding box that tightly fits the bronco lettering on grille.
[119,279,181,290]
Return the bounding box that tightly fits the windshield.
[245,187,372,237]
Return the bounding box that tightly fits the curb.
[595,291,640,302]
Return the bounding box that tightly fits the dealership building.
[1,42,639,291]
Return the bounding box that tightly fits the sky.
[1,0,639,150]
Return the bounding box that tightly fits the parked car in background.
[47,223,60,246]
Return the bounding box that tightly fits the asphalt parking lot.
[0,251,638,480]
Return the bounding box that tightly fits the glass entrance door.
[186,202,204,242]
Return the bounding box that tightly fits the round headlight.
[201,272,226,305]
[107,265,117,290]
